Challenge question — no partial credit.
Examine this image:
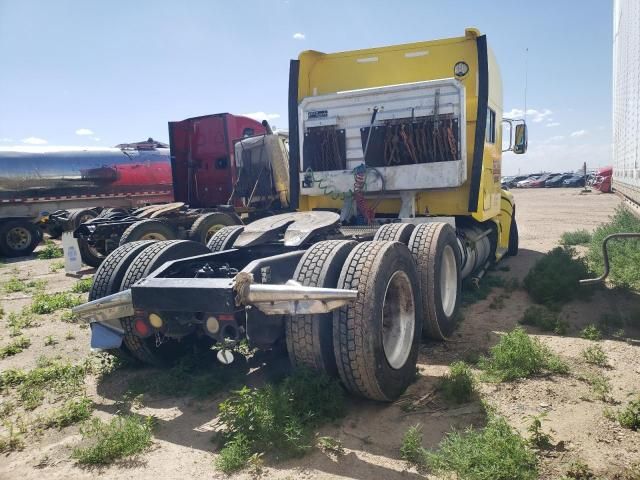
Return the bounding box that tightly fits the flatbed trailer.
[73,29,527,401]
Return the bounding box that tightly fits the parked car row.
[501,172,587,189]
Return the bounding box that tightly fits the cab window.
[486,108,496,144]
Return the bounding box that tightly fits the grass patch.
[564,460,597,479]
[588,206,640,290]
[519,304,568,334]
[31,292,83,314]
[426,416,538,480]
[561,229,592,246]
[44,335,58,347]
[580,324,602,341]
[479,327,568,382]
[7,309,38,336]
[581,345,608,366]
[3,277,27,293]
[0,422,25,453]
[214,368,345,473]
[49,260,65,272]
[0,337,31,358]
[617,397,640,430]
[44,397,93,429]
[523,247,591,307]
[0,358,86,410]
[72,278,93,293]
[400,424,429,473]
[582,372,611,402]
[72,415,154,464]
[317,436,345,456]
[36,240,63,259]
[438,361,475,404]
[462,275,505,305]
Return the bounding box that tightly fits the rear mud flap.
[90,322,123,350]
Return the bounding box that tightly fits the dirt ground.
[0,188,638,480]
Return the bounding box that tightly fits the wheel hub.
[140,233,168,241]
[382,270,415,369]
[440,245,458,317]
[6,226,31,250]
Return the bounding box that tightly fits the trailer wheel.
[408,222,461,340]
[207,225,245,252]
[333,241,422,401]
[189,212,241,244]
[119,219,176,246]
[0,220,41,258]
[507,215,519,256]
[69,208,97,229]
[119,240,212,366]
[88,240,157,359]
[373,223,416,244]
[286,240,357,376]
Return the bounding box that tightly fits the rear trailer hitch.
[580,233,640,285]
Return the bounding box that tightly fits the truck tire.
[0,220,41,258]
[69,208,97,229]
[507,215,519,256]
[408,222,461,340]
[286,240,357,376]
[333,241,422,401]
[119,219,176,246]
[189,212,241,245]
[88,240,157,359]
[207,225,245,252]
[78,237,105,268]
[373,223,416,244]
[119,240,212,366]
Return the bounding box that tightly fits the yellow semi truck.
[72,29,527,402]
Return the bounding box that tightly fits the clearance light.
[134,319,149,336]
[206,315,220,334]
[148,313,163,329]
[454,61,469,77]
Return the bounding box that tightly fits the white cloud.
[504,108,553,123]
[242,112,281,122]
[292,32,305,40]
[21,136,48,145]
[570,129,587,137]
[75,128,94,136]
[546,122,560,127]
[545,135,565,143]
[93,137,101,141]
[0,137,12,142]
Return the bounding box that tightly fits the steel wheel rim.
[140,233,167,241]
[7,226,31,250]
[440,245,457,317]
[205,224,225,243]
[382,270,416,369]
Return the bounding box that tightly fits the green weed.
[44,335,58,346]
[400,424,429,473]
[31,292,83,314]
[64,330,75,340]
[581,345,608,366]
[215,368,345,473]
[44,397,93,429]
[3,277,27,293]
[0,422,25,453]
[527,413,553,449]
[36,241,63,259]
[564,460,597,479]
[7,309,38,336]
[561,229,592,246]
[617,397,640,430]
[479,327,568,382]
[438,361,475,404]
[583,372,611,402]
[581,324,602,341]
[519,304,568,334]
[49,260,65,272]
[427,416,538,480]
[462,275,505,305]
[72,415,154,464]
[317,436,345,456]
[588,206,640,289]
[523,247,591,307]
[72,278,93,293]
[0,337,31,358]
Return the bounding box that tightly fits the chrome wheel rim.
[440,245,458,317]
[205,224,225,243]
[382,270,416,369]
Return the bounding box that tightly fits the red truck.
[73,113,282,266]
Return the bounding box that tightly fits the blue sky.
[0,0,612,175]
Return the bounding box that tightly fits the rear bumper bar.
[71,273,357,324]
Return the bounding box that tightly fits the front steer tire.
[333,241,422,402]
[286,240,357,377]
[119,240,212,366]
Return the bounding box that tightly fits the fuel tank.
[0,147,173,202]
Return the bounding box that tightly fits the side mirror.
[513,124,528,154]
